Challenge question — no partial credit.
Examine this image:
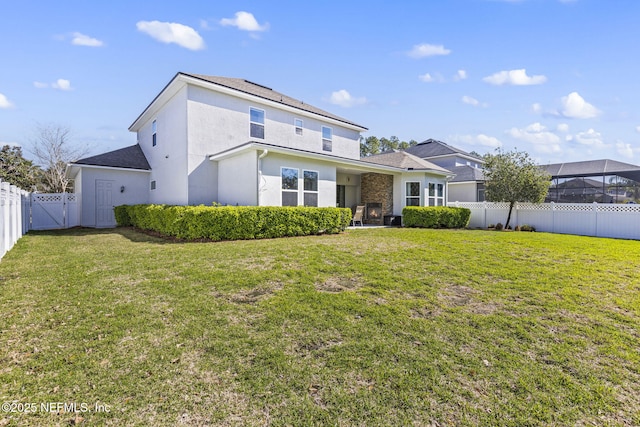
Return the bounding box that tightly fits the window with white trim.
[303,170,318,207]
[281,167,298,206]
[427,182,445,206]
[294,118,303,136]
[322,126,332,152]
[250,107,265,139]
[406,182,420,206]
[152,120,157,147]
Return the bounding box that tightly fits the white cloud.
[220,11,269,32]
[573,128,604,147]
[33,79,73,90]
[507,122,562,153]
[52,79,72,91]
[462,95,479,106]
[636,126,640,133]
[0,93,14,109]
[71,32,104,47]
[454,134,502,149]
[531,103,543,114]
[419,73,444,83]
[556,123,570,133]
[136,20,205,50]
[328,89,367,107]
[453,70,467,81]
[559,91,600,119]
[483,68,547,86]
[616,141,635,159]
[407,43,451,58]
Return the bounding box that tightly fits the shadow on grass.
[27,226,176,245]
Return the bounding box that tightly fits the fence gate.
[30,193,80,230]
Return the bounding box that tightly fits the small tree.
[30,124,88,192]
[483,148,551,229]
[0,145,42,190]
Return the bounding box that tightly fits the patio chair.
[351,205,365,226]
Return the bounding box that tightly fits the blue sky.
[1,0,640,165]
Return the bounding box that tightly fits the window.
[152,120,157,147]
[406,182,420,206]
[322,126,332,152]
[281,168,298,206]
[150,180,156,190]
[294,118,303,136]
[427,182,445,206]
[303,170,318,207]
[250,108,265,139]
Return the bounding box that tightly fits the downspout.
[257,149,269,206]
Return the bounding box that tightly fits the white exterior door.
[95,180,115,227]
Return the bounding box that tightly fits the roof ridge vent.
[244,79,272,91]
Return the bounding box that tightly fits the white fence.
[0,180,30,260]
[30,193,80,231]
[450,201,640,240]
[1,184,81,260]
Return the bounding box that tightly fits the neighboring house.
[67,72,454,227]
[404,139,485,202]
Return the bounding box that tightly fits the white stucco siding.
[76,167,150,227]
[186,85,362,161]
[138,86,189,205]
[448,182,477,202]
[217,151,258,206]
[398,173,449,212]
[260,153,337,207]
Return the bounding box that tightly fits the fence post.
[550,202,555,233]
[593,202,599,237]
[0,181,5,258]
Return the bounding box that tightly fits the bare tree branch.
[29,123,90,192]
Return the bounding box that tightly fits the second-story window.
[322,126,332,152]
[250,107,265,139]
[294,118,303,136]
[152,119,157,147]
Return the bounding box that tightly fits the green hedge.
[402,206,471,229]
[114,204,352,241]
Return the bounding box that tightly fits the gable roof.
[448,165,485,183]
[130,72,367,132]
[541,159,640,181]
[404,139,483,161]
[72,144,151,170]
[361,150,452,174]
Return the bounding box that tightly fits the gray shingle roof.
[361,150,451,173]
[182,73,368,130]
[74,144,151,170]
[404,139,482,160]
[448,165,485,183]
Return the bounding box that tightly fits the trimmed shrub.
[402,206,471,229]
[495,222,504,231]
[114,205,131,226]
[520,224,536,232]
[114,204,352,241]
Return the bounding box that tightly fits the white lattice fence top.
[32,194,64,203]
[516,203,552,211]
[66,194,77,202]
[596,204,640,213]
[553,203,595,212]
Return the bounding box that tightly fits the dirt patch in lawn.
[315,276,363,293]
[438,284,501,315]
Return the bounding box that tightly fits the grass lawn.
[1,227,639,426]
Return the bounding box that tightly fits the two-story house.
[67,72,452,227]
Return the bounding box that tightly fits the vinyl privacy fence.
[1,179,81,260]
[0,180,30,260]
[450,201,640,240]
